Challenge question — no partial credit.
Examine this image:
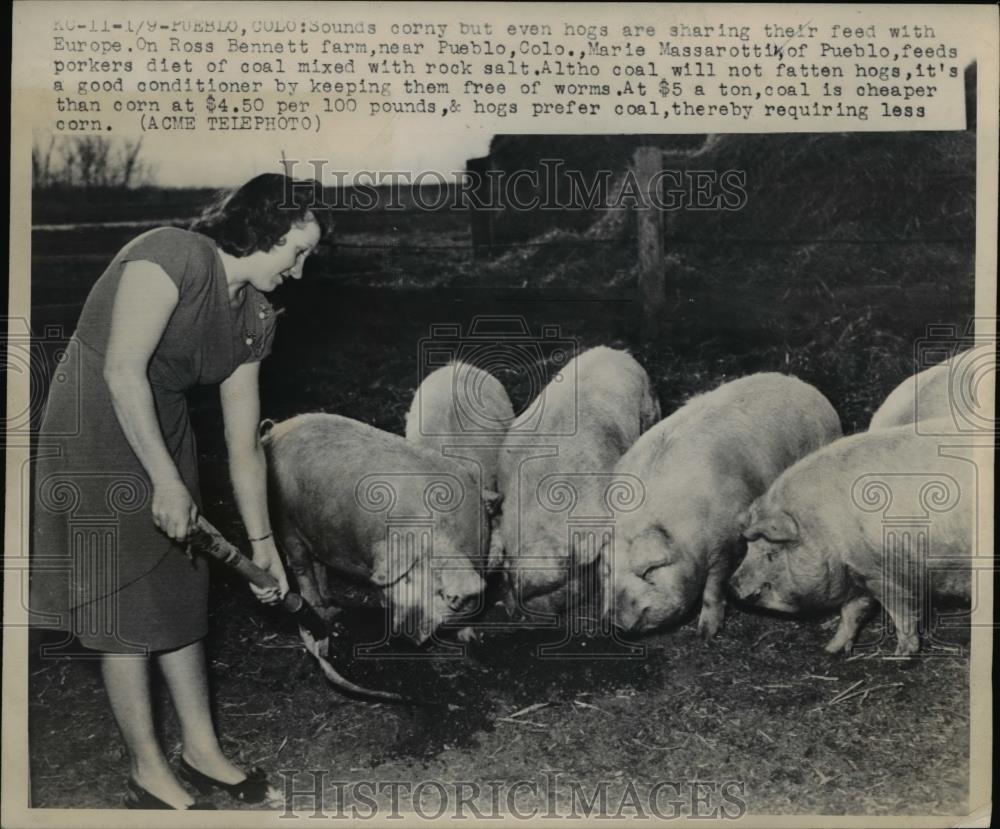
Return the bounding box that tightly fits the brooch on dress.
[243,302,274,357]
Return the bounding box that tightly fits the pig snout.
[412,612,436,647]
[603,560,665,634]
[440,569,486,613]
[385,562,485,645]
[728,567,769,604]
[609,554,700,634]
[390,602,434,646]
[443,591,466,612]
[607,582,650,633]
[728,550,802,614]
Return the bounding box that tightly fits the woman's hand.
[250,537,289,605]
[152,479,199,541]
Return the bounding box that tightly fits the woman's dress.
[31,227,277,653]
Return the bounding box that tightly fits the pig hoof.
[456,627,480,645]
[316,605,341,629]
[697,618,721,642]
[823,636,851,655]
[697,603,724,642]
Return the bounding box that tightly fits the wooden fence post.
[634,147,666,341]
[466,155,495,259]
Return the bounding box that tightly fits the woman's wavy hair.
[190,173,332,256]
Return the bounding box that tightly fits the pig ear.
[743,510,799,543]
[481,489,503,518]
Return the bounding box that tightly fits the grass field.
[27,131,978,815]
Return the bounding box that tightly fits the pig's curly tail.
[258,418,276,443]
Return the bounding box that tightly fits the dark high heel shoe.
[177,756,272,804]
[123,777,216,810]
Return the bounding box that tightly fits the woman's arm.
[219,360,289,604]
[104,260,197,541]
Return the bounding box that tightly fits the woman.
[31,174,330,809]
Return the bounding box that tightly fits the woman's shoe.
[177,756,272,804]
[123,777,216,810]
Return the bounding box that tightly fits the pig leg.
[523,590,562,623]
[310,559,342,624]
[870,578,921,657]
[823,594,876,654]
[697,564,728,642]
[501,577,520,618]
[280,531,340,629]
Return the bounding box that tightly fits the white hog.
[607,373,842,639]
[496,347,661,615]
[730,422,979,656]
[405,361,515,492]
[870,345,993,430]
[263,413,493,645]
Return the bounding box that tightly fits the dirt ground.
[27,267,974,816]
[30,601,970,815]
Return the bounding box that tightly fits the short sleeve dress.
[30,227,278,654]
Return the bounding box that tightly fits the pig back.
[264,413,489,579]
[405,362,515,491]
[620,373,841,512]
[870,361,952,430]
[495,347,659,595]
[680,373,841,473]
[498,347,659,492]
[870,345,993,431]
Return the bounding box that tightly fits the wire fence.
[328,234,976,253]
[31,144,976,319]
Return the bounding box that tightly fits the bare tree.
[33,134,155,189]
[76,137,111,187]
[31,134,57,188]
[119,139,145,188]
[56,138,81,187]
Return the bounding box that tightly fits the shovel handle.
[187,517,329,640]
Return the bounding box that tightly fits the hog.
[870,345,992,430]
[606,373,842,640]
[405,361,515,492]
[495,346,661,616]
[729,422,978,656]
[262,413,492,645]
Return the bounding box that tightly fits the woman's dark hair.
[190,173,332,256]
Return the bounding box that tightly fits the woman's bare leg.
[101,653,194,808]
[157,640,246,783]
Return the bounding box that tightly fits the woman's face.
[245,216,322,292]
